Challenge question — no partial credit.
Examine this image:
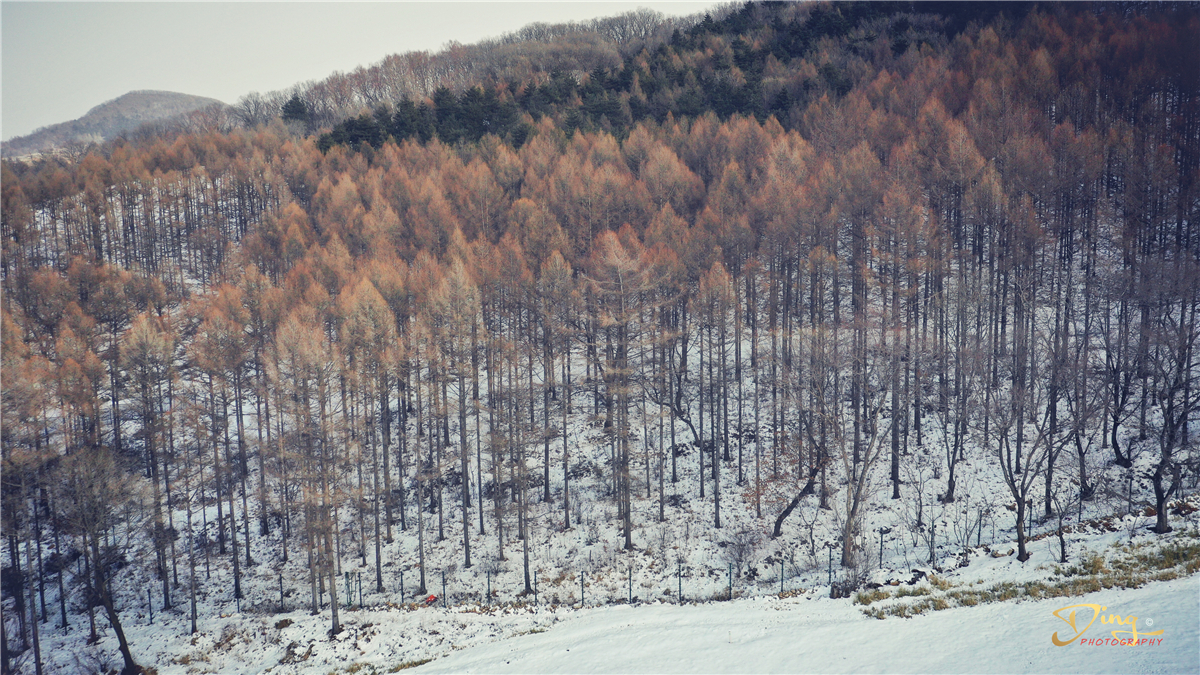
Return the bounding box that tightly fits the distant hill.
[1,90,225,157]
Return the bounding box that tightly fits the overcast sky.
[1,1,719,141]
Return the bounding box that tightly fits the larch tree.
[698,261,736,529]
[121,313,177,610]
[189,291,249,596]
[537,250,577,528]
[585,227,665,550]
[431,258,481,568]
[339,276,398,590]
[272,305,343,632]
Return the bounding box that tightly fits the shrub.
[929,575,953,591]
[853,588,891,605]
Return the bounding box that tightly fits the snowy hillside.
[13,494,1199,674]
[23,542,1200,674]
[6,318,1200,674]
[5,297,1199,674]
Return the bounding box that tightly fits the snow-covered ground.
[419,576,1200,674]
[8,404,1200,675]
[36,566,1199,674]
[18,515,1199,675]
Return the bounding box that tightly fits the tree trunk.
[1015,500,1030,562]
[90,536,139,675]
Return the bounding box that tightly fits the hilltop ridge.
[2,89,224,157]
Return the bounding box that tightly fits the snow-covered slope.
[419,576,1199,674]
[21,519,1199,675]
[36,571,1198,674]
[6,320,1198,674]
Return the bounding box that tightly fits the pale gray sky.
[1,1,719,141]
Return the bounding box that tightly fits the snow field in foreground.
[416,575,1199,674]
[44,568,1196,674]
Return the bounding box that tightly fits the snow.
[33,572,1198,674]
[418,576,1199,674]
[10,420,1200,675]
[20,522,1198,675]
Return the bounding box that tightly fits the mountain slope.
[1,90,224,157]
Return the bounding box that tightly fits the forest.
[1,2,1198,673]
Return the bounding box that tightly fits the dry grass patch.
[859,530,1199,619]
